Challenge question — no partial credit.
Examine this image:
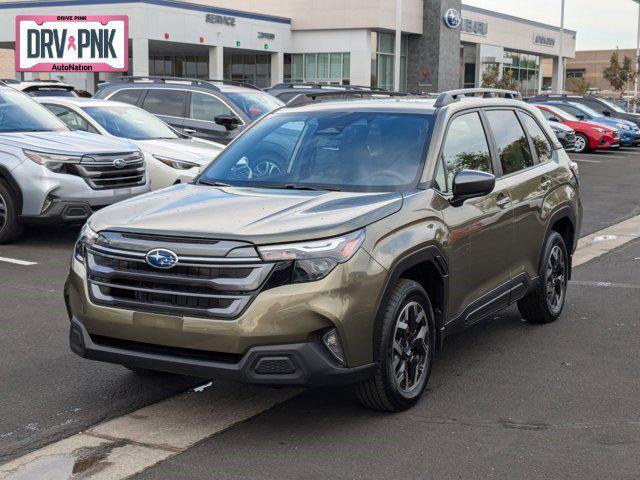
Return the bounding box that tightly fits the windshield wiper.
[198,179,234,187]
[279,184,342,192]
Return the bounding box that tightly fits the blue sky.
[465,0,638,51]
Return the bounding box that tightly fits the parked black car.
[527,94,640,129]
[548,121,576,152]
[94,77,284,144]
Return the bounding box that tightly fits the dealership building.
[0,0,575,95]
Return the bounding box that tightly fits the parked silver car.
[0,84,149,243]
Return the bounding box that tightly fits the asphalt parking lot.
[1,147,640,478]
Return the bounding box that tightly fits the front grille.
[85,231,276,319]
[613,131,620,139]
[72,152,145,190]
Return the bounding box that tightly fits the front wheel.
[518,231,569,324]
[573,133,590,153]
[0,179,23,244]
[356,279,435,412]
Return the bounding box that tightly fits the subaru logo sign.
[145,248,179,269]
[444,8,461,29]
[113,158,126,169]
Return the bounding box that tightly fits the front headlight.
[74,223,100,262]
[617,123,630,131]
[24,149,82,173]
[593,127,607,134]
[258,229,365,283]
[153,154,199,170]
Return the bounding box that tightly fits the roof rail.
[109,76,261,91]
[285,90,409,107]
[434,88,522,108]
[270,82,385,91]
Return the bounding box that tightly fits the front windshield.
[226,92,284,121]
[0,88,67,133]
[568,102,603,118]
[599,98,626,113]
[82,104,179,140]
[198,110,434,192]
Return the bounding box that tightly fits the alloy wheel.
[546,245,566,314]
[390,301,429,394]
[574,135,587,153]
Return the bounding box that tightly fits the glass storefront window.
[501,50,541,97]
[371,32,407,91]
[149,55,208,79]
[283,52,350,85]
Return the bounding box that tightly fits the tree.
[481,64,519,91]
[602,50,635,97]
[566,76,592,95]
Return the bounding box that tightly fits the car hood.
[590,117,636,129]
[0,130,138,154]
[136,138,224,165]
[89,183,403,244]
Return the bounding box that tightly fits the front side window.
[486,110,534,175]
[142,89,187,117]
[82,105,179,140]
[189,92,235,121]
[519,113,552,163]
[226,92,284,121]
[435,112,492,193]
[0,88,67,133]
[199,111,433,192]
[44,104,98,134]
[554,103,590,119]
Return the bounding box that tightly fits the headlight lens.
[153,154,199,170]
[258,229,365,283]
[24,149,82,173]
[74,223,100,262]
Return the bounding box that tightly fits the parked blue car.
[537,100,640,147]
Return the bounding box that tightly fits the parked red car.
[534,104,619,153]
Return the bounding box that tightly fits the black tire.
[356,279,435,412]
[518,231,569,324]
[0,179,24,244]
[574,133,590,153]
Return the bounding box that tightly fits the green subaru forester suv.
[66,89,582,412]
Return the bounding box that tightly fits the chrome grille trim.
[73,152,146,190]
[85,232,275,319]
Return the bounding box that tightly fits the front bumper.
[69,316,377,386]
[20,199,97,224]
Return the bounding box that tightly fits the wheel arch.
[0,165,23,215]
[542,205,577,279]
[373,245,449,355]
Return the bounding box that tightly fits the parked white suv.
[37,98,224,190]
[0,84,149,243]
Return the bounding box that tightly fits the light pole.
[633,0,640,112]
[393,0,402,92]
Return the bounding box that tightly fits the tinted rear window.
[109,88,144,105]
[142,89,187,117]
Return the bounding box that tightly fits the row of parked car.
[0,76,636,245]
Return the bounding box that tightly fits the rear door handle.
[496,194,511,208]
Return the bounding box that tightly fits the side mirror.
[549,116,561,123]
[575,113,585,120]
[214,114,241,130]
[602,110,611,117]
[451,170,496,206]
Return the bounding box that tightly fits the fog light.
[41,195,53,214]
[322,328,345,365]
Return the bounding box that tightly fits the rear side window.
[486,110,534,175]
[519,113,552,163]
[435,112,492,193]
[142,89,187,117]
[44,104,99,134]
[109,89,143,105]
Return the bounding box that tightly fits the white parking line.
[0,256,37,266]
[572,158,601,163]
[2,214,640,480]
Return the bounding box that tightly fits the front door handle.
[496,194,511,208]
[183,128,197,135]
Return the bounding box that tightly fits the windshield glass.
[0,88,67,132]
[567,102,603,118]
[599,98,626,113]
[226,92,284,121]
[546,105,579,122]
[198,110,434,192]
[82,104,179,140]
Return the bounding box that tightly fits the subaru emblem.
[113,158,126,169]
[145,248,179,269]
[443,8,461,29]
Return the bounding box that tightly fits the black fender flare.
[541,204,577,278]
[372,244,449,357]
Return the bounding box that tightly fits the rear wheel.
[518,231,568,324]
[573,133,589,153]
[0,179,23,244]
[356,279,435,412]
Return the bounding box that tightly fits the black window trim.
[515,110,556,167]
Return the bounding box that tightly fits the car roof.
[35,97,133,108]
[98,77,261,94]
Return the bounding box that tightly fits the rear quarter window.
[108,88,144,105]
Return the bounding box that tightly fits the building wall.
[566,49,636,94]
[0,48,13,79]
